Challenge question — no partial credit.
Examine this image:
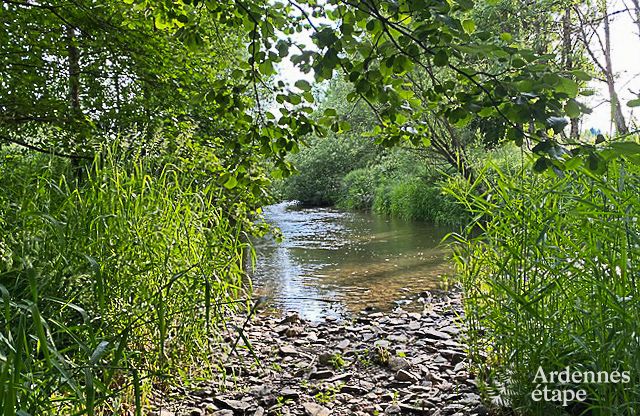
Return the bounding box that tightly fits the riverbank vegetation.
[2,0,640,414]
[452,157,640,415]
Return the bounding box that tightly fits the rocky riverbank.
[152,289,488,416]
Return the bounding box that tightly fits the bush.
[337,166,379,210]
[280,135,378,206]
[451,159,640,414]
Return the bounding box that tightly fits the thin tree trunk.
[602,0,629,134]
[67,25,83,173]
[563,7,580,139]
[630,0,640,38]
[67,25,80,119]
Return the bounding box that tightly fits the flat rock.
[384,404,401,414]
[396,369,420,383]
[279,345,297,355]
[387,356,410,372]
[420,329,451,341]
[302,402,332,416]
[214,399,251,412]
[281,387,300,399]
[337,339,350,349]
[310,370,334,380]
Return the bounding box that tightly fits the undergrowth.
[0,145,257,414]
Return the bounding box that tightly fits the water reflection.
[249,201,453,320]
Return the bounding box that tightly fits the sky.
[582,0,640,134]
[275,1,640,135]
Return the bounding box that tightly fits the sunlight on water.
[249,201,454,320]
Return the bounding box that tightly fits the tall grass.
[449,157,640,415]
[372,178,468,225]
[0,146,252,414]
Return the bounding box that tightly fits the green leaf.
[547,116,569,133]
[223,175,238,189]
[433,50,448,67]
[294,80,312,91]
[627,98,640,107]
[154,15,170,30]
[456,0,474,10]
[570,70,592,81]
[462,19,476,34]
[511,58,526,68]
[533,157,549,172]
[609,142,640,155]
[258,60,275,76]
[565,99,581,119]
[500,32,513,42]
[556,77,578,97]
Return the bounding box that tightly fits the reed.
[0,145,252,414]
[448,157,640,415]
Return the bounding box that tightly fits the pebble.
[152,289,483,416]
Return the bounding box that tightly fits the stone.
[302,402,332,416]
[318,352,333,366]
[387,356,410,372]
[249,385,273,397]
[254,406,265,416]
[373,340,390,348]
[211,411,233,416]
[420,329,451,341]
[470,404,489,415]
[281,387,300,400]
[396,369,420,383]
[310,369,335,380]
[337,339,350,349]
[440,348,465,363]
[215,399,251,412]
[384,404,401,414]
[387,334,408,343]
[340,385,366,395]
[286,326,304,337]
[280,312,301,324]
[279,345,297,356]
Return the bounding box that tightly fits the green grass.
[448,157,640,415]
[0,145,253,414]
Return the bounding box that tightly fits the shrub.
[280,135,378,206]
[337,167,379,210]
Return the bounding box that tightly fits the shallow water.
[248,201,454,320]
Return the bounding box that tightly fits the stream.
[249,201,455,320]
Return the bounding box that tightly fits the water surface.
[249,202,454,320]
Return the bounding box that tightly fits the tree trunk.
[67,25,80,119]
[563,7,580,139]
[67,25,83,174]
[630,0,640,38]
[602,1,629,134]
